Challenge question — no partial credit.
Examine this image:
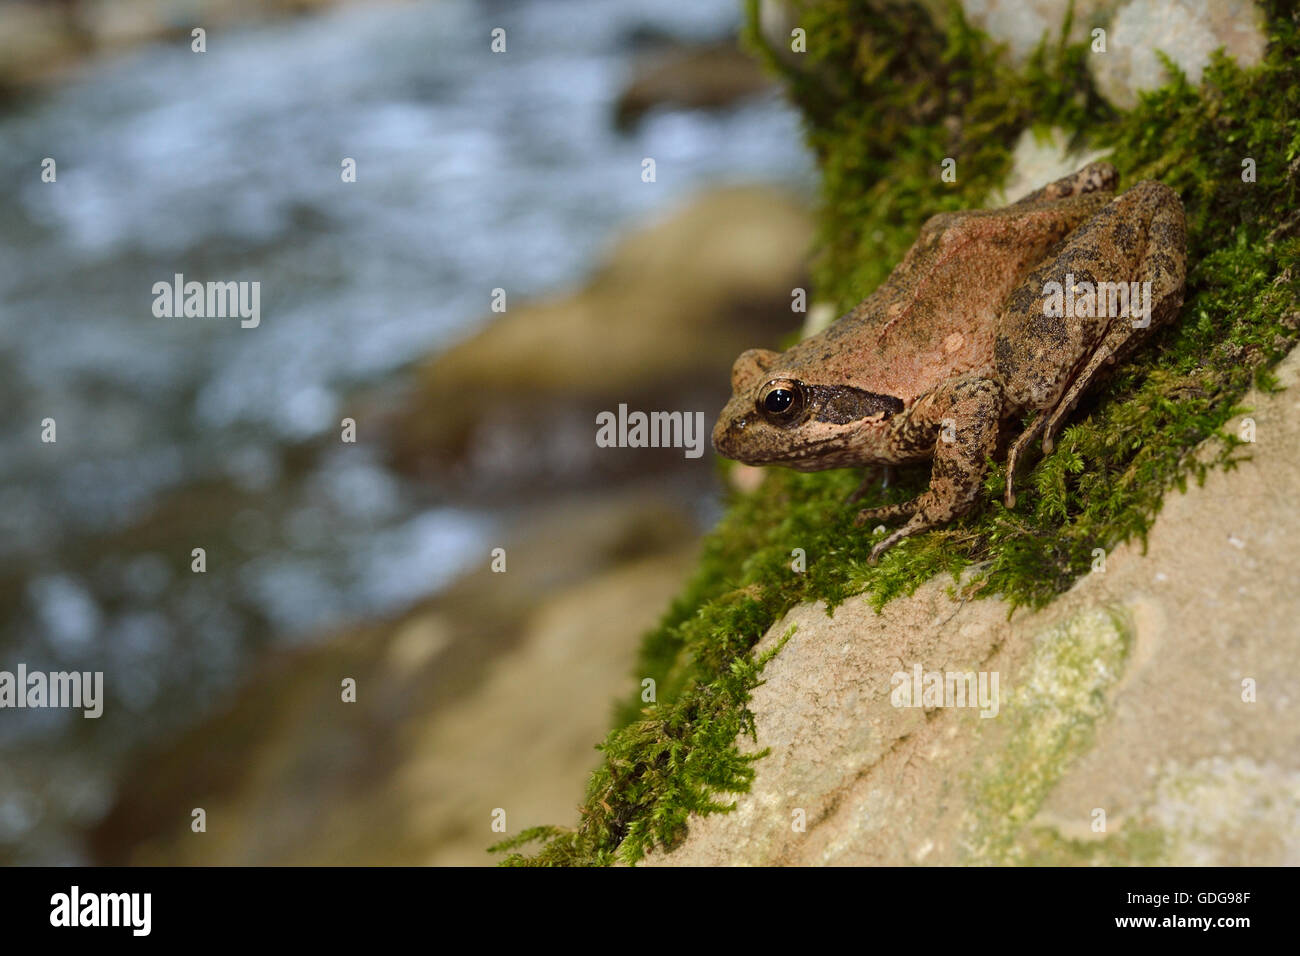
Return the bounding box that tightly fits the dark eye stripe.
[806,384,903,424]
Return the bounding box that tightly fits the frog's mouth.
[772,434,852,462]
[712,424,857,466]
[772,432,888,470]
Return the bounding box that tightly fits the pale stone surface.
[960,0,1120,63]
[989,127,1112,207]
[650,345,1300,866]
[957,0,1269,108]
[1089,0,1268,108]
[397,547,700,866]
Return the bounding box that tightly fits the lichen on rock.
[966,607,1132,864]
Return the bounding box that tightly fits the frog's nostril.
[713,418,740,455]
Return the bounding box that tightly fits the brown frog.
[712,162,1187,562]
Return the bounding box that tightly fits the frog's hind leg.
[1039,187,1186,452]
[1000,180,1187,508]
[1005,321,1125,507]
[1003,413,1050,508]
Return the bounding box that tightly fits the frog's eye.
[758,380,805,422]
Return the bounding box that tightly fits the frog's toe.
[868,526,912,563]
[853,499,918,525]
[1004,415,1049,507]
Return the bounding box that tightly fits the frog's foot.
[1039,346,1115,455]
[846,465,896,504]
[853,498,918,525]
[867,489,968,563]
[1004,414,1050,509]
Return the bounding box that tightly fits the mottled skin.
[712,163,1187,562]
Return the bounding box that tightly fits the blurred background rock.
[0,0,814,863]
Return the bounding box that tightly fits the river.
[0,0,814,862]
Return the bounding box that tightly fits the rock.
[0,2,87,92]
[958,0,1121,64]
[0,0,343,93]
[90,488,701,865]
[381,186,812,494]
[648,345,1300,865]
[956,0,1269,110]
[988,127,1111,207]
[756,0,801,65]
[1088,0,1268,109]
[614,40,775,130]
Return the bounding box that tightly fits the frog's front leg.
[854,376,1003,563]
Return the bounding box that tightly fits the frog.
[712,162,1187,563]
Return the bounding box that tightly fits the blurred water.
[0,0,814,861]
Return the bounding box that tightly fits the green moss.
[500,1,1300,865]
[1017,822,1169,866]
[743,0,1112,309]
[1013,755,1300,864]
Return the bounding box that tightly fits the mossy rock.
[500,0,1300,866]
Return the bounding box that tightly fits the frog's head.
[712,348,904,470]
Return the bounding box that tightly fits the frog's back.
[790,194,1112,403]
